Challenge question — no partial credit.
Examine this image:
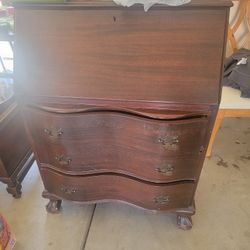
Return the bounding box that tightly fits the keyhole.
[199,146,205,154]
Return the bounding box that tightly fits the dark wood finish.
[15,8,227,105]
[25,107,208,182]
[14,0,231,229]
[175,200,195,230]
[46,198,62,214]
[0,97,34,198]
[40,168,195,211]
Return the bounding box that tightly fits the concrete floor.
[0,118,250,250]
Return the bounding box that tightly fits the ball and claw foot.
[46,200,62,214]
[6,183,22,199]
[177,214,193,230]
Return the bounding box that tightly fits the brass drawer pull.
[55,155,72,165]
[154,195,170,205]
[44,128,63,138]
[60,186,77,195]
[158,136,179,146]
[155,164,174,175]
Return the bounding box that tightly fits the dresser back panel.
[15,8,227,104]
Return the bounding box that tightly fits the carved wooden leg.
[6,181,22,199]
[42,190,62,213]
[176,214,193,230]
[46,199,62,214]
[175,200,195,230]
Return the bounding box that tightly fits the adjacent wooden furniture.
[14,0,232,229]
[0,9,34,197]
[0,95,34,198]
[206,0,250,157]
[227,0,250,54]
[206,86,250,157]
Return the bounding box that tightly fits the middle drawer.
[26,108,208,183]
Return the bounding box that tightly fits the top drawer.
[14,8,227,104]
[24,106,208,182]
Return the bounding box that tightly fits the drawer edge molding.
[22,95,217,111]
[26,103,208,121]
[40,163,196,183]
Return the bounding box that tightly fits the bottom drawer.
[40,168,195,211]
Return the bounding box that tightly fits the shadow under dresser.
[14,0,232,229]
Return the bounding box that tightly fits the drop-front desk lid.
[13,0,232,106]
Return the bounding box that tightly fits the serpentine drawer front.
[40,168,195,211]
[14,0,232,230]
[26,108,207,182]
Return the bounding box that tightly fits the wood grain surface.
[15,8,227,104]
[25,107,208,182]
[13,0,231,223]
[41,168,195,211]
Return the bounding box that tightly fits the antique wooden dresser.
[0,94,34,198]
[14,0,232,229]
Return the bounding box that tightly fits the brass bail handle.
[60,186,77,195]
[154,195,170,205]
[155,164,174,175]
[44,128,63,137]
[158,136,179,146]
[55,155,72,165]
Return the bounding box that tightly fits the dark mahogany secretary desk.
[14,0,232,229]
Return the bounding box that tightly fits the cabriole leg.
[175,200,195,230]
[176,214,193,230]
[6,181,22,199]
[46,199,62,214]
[42,190,62,213]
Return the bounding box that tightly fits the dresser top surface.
[14,0,232,8]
